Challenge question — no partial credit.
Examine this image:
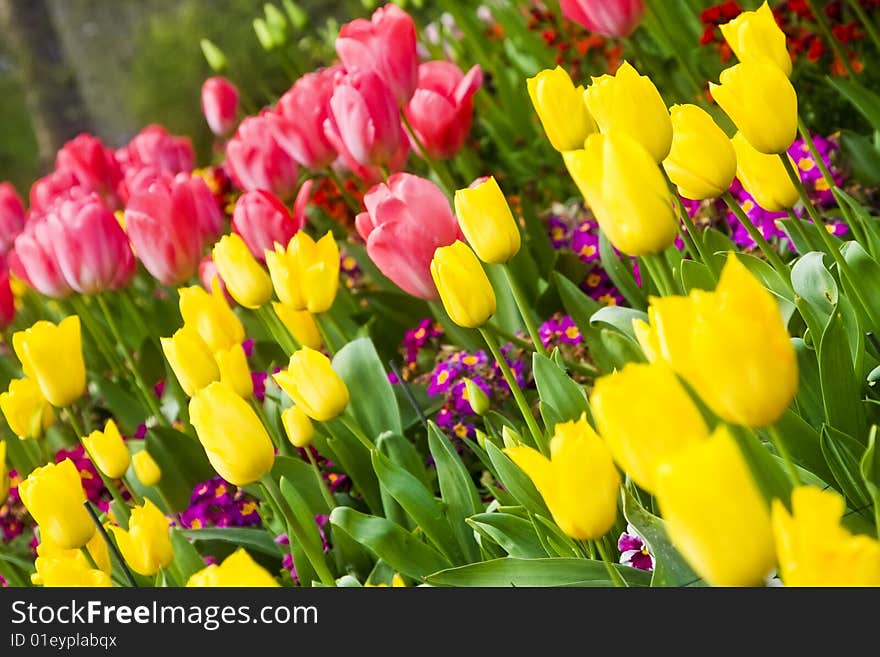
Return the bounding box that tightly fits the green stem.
[797,117,838,194]
[667,183,716,279]
[160,566,181,587]
[640,253,675,297]
[257,305,297,355]
[594,537,627,588]
[767,425,800,487]
[846,0,880,52]
[338,414,375,451]
[305,447,336,511]
[269,307,301,352]
[315,315,339,355]
[501,265,547,357]
[804,0,857,77]
[721,192,792,283]
[69,296,125,375]
[479,328,547,456]
[251,398,289,456]
[785,208,814,253]
[84,500,138,587]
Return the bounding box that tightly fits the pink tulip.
[176,173,224,244]
[404,62,483,160]
[117,125,194,177]
[336,4,419,106]
[201,76,239,137]
[225,112,300,200]
[232,190,304,261]
[355,173,461,299]
[324,69,409,173]
[0,255,14,329]
[9,218,72,298]
[560,0,644,38]
[269,67,340,170]
[124,177,205,286]
[55,133,123,206]
[29,169,82,214]
[0,183,26,254]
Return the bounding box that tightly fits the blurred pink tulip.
[0,182,26,254]
[198,254,234,305]
[29,169,81,214]
[232,189,304,261]
[176,173,224,244]
[9,218,72,298]
[55,133,123,206]
[225,113,300,200]
[116,125,194,177]
[355,173,461,299]
[0,256,14,328]
[336,4,419,106]
[404,62,483,160]
[202,76,240,137]
[560,0,644,38]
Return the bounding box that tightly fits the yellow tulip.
[526,66,597,152]
[454,176,521,264]
[631,318,660,362]
[281,405,314,448]
[709,58,797,154]
[12,315,85,407]
[772,486,880,586]
[215,343,253,399]
[0,377,55,439]
[187,547,279,587]
[132,450,162,486]
[19,458,95,549]
[265,231,339,313]
[273,347,349,422]
[189,381,275,486]
[720,1,792,76]
[273,303,322,350]
[109,499,173,576]
[590,362,709,493]
[506,415,620,540]
[655,426,775,586]
[0,441,7,502]
[430,241,496,329]
[648,254,797,427]
[584,61,672,162]
[31,547,112,587]
[564,132,677,257]
[161,326,220,397]
[212,233,273,309]
[663,104,737,200]
[82,419,130,479]
[731,132,799,211]
[179,282,245,353]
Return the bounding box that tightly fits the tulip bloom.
[731,133,799,212]
[82,419,130,479]
[720,1,791,76]
[212,233,273,309]
[270,67,339,170]
[431,241,496,329]
[584,61,672,162]
[656,427,775,586]
[189,381,275,486]
[202,76,239,137]
[161,326,220,397]
[0,378,56,440]
[0,257,14,329]
[527,66,597,153]
[273,303,322,350]
[226,113,299,200]
[12,316,85,408]
[772,486,880,586]
[355,173,461,299]
[664,104,737,200]
[506,415,620,540]
[265,231,339,314]
[454,176,520,264]
[564,132,677,257]
[178,284,245,353]
[9,218,74,298]
[273,347,349,422]
[19,459,95,549]
[404,61,483,160]
[179,173,224,244]
[560,0,644,38]
[709,59,797,155]
[0,441,7,502]
[232,190,305,262]
[647,254,797,427]
[0,182,25,254]
[282,404,314,448]
[336,4,418,105]
[109,500,173,576]
[116,125,194,179]
[187,548,279,587]
[132,450,162,486]
[55,133,122,204]
[215,343,253,399]
[28,169,79,215]
[32,546,112,587]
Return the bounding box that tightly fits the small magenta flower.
[618,524,654,571]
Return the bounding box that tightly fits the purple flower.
[451,376,491,415]
[241,338,255,358]
[428,362,459,396]
[618,525,654,571]
[179,476,261,530]
[547,215,570,249]
[571,228,599,263]
[252,371,268,402]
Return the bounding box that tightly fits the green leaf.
[599,232,647,310]
[702,228,735,274]
[818,309,867,441]
[532,353,589,428]
[182,528,283,557]
[484,440,549,516]
[861,428,880,507]
[169,528,207,583]
[92,378,147,435]
[731,427,792,507]
[553,272,617,374]
[827,76,880,132]
[144,427,215,512]
[467,512,547,559]
[598,329,646,369]
[329,507,450,580]
[426,557,652,587]
[271,455,331,515]
[821,424,872,510]
[377,432,430,488]
[777,218,837,257]
[279,476,328,565]
[793,338,824,425]
[679,259,715,293]
[842,241,880,333]
[764,408,833,483]
[832,187,880,258]
[325,423,382,514]
[589,306,648,341]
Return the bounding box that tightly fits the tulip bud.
[82,419,131,479]
[161,326,220,397]
[631,318,660,363]
[454,177,521,264]
[273,347,350,421]
[709,59,797,155]
[283,0,308,29]
[215,343,253,399]
[0,182,26,254]
[253,17,276,50]
[281,405,314,447]
[19,459,95,549]
[232,190,304,262]
[273,303,322,350]
[430,241,496,329]
[179,283,245,354]
[720,1,791,76]
[560,0,644,38]
[265,231,339,313]
[212,233,273,309]
[664,104,737,201]
[264,4,289,47]
[109,500,173,577]
[564,132,677,257]
[506,415,620,540]
[187,547,279,587]
[527,66,597,152]
[201,77,239,137]
[225,113,299,200]
[132,450,162,486]
[584,61,672,163]
[200,38,228,72]
[0,377,56,439]
[12,316,86,408]
[501,425,522,449]
[463,378,490,416]
[731,132,799,212]
[189,382,275,486]
[656,427,775,586]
